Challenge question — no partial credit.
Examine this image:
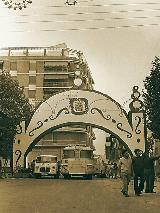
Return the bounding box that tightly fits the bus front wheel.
[64,174,71,179]
[54,174,60,179]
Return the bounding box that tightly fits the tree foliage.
[143,56,160,139]
[0,72,32,158]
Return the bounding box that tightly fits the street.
[0,178,160,213]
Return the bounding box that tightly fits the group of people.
[105,162,118,179]
[118,149,160,197]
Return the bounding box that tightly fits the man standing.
[143,152,160,193]
[118,149,132,197]
[132,149,145,196]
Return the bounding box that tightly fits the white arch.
[14,90,146,167]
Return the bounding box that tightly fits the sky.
[1,0,160,154]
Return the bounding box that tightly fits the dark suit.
[132,156,145,194]
[143,156,159,193]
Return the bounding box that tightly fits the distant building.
[0,43,95,162]
[105,134,124,162]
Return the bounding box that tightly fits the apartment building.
[0,43,95,162]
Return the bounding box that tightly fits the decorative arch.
[14,89,147,167]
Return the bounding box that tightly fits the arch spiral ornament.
[91,108,111,121]
[29,107,70,137]
[15,150,22,167]
[135,116,142,134]
[29,121,43,137]
[117,123,132,138]
[49,107,70,120]
[2,0,32,10]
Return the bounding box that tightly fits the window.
[29,76,36,84]
[29,61,36,70]
[28,90,36,98]
[80,150,93,159]
[63,150,75,158]
[36,156,57,163]
[10,62,17,70]
[44,62,68,72]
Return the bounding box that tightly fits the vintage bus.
[60,145,94,179]
[32,155,60,178]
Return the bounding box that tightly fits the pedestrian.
[132,149,145,196]
[105,163,110,178]
[110,163,114,178]
[31,160,35,173]
[112,162,118,179]
[143,152,160,193]
[118,149,132,197]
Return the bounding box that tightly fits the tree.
[0,72,32,158]
[143,56,160,139]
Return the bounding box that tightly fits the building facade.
[105,134,125,162]
[0,43,95,162]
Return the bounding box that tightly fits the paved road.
[0,178,160,213]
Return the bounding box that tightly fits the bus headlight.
[35,166,39,171]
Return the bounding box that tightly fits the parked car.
[32,155,60,179]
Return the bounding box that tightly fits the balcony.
[44,65,68,73]
[43,81,73,89]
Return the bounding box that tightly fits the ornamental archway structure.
[14,89,147,168]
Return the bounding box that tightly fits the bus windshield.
[36,156,57,163]
[63,150,75,158]
[80,150,93,159]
